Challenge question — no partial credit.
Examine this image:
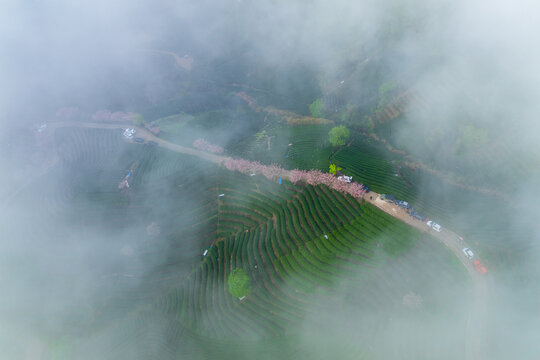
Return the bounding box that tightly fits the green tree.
[228,268,252,298]
[254,130,266,141]
[328,126,350,147]
[309,98,324,118]
[133,113,145,126]
[329,164,342,175]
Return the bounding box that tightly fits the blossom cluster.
[289,169,366,199]
[225,158,366,199]
[92,110,134,122]
[224,158,287,180]
[193,138,224,154]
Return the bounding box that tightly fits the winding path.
[44,121,486,359]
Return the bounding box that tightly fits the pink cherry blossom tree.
[193,138,224,154]
[223,157,366,199]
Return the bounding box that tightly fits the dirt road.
[48,122,229,165]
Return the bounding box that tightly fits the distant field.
[229,124,333,171]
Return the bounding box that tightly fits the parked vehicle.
[462,248,474,259]
[123,128,136,138]
[148,140,158,146]
[133,137,144,143]
[410,210,427,221]
[427,220,441,232]
[396,200,410,209]
[474,260,487,274]
[381,194,396,203]
[337,175,353,183]
[362,184,370,193]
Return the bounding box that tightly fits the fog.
[1,0,540,359]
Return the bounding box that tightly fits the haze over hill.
[1,1,539,359]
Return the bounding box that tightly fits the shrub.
[328,126,350,146]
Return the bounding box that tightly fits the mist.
[1,0,540,359]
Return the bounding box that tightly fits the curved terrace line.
[44,121,486,359]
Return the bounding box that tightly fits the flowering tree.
[193,138,224,154]
[224,157,366,199]
[289,170,308,184]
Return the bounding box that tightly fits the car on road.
[123,128,136,138]
[410,210,426,221]
[381,194,396,203]
[133,137,144,143]
[462,247,474,259]
[395,200,410,209]
[427,220,441,232]
[474,260,487,274]
[361,184,370,193]
[148,140,158,146]
[337,175,353,183]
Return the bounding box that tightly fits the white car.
[426,220,441,232]
[462,248,474,259]
[123,128,136,138]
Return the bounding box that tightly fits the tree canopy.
[309,98,324,118]
[227,268,252,298]
[328,126,350,146]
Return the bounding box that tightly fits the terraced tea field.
[229,124,333,171]
[19,127,470,359]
